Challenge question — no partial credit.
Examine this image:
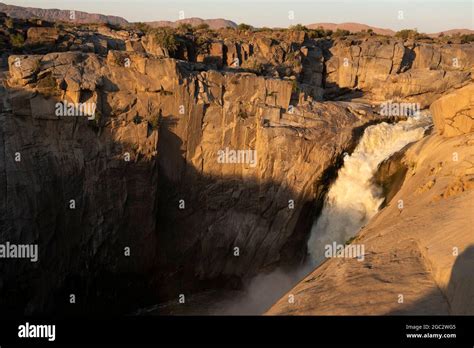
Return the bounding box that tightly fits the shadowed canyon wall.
[0,14,473,315]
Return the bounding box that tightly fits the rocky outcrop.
[267,83,474,315]
[267,131,474,315]
[324,39,474,107]
[3,11,472,107]
[0,50,380,315]
[25,27,59,45]
[430,83,474,137]
[1,11,473,316]
[1,54,161,315]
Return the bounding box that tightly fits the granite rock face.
[267,131,474,315]
[430,83,474,137]
[0,51,378,315]
[4,12,472,106]
[324,39,474,106]
[1,13,474,316]
[267,81,474,317]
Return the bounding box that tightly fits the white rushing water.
[308,115,432,265]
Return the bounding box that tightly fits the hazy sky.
[4,0,473,32]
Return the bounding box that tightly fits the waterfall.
[308,115,432,265]
[217,115,432,315]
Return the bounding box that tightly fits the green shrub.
[285,51,301,68]
[151,28,178,52]
[53,22,65,30]
[5,17,14,29]
[332,29,351,38]
[395,29,431,40]
[286,51,297,60]
[195,23,210,31]
[289,24,308,32]
[460,34,474,43]
[237,23,252,31]
[195,36,210,54]
[307,30,320,39]
[177,23,193,33]
[395,29,418,40]
[134,22,151,33]
[308,27,333,38]
[9,33,24,47]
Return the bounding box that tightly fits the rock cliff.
[267,83,474,315]
[0,12,473,315]
[0,48,379,315]
[430,83,474,137]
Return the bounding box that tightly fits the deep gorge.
[0,13,473,316]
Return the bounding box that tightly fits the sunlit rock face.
[324,39,474,107]
[430,83,474,137]
[0,49,379,315]
[0,12,473,316]
[267,87,474,315]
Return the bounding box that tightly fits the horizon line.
[1,0,473,33]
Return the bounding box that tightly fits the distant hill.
[307,22,395,36]
[147,18,237,30]
[429,29,474,37]
[0,1,128,25]
[0,2,237,30]
[0,2,470,35]
[306,22,474,37]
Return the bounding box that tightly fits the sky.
[4,0,473,33]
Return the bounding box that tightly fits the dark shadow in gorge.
[0,92,159,317]
[146,97,406,315]
[150,117,332,312]
[148,116,393,315]
[0,83,360,317]
[0,52,403,316]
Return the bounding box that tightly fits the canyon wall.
[1,14,473,315]
[324,39,473,107]
[267,83,474,315]
[0,49,378,315]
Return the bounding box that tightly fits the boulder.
[430,83,474,137]
[26,27,59,45]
